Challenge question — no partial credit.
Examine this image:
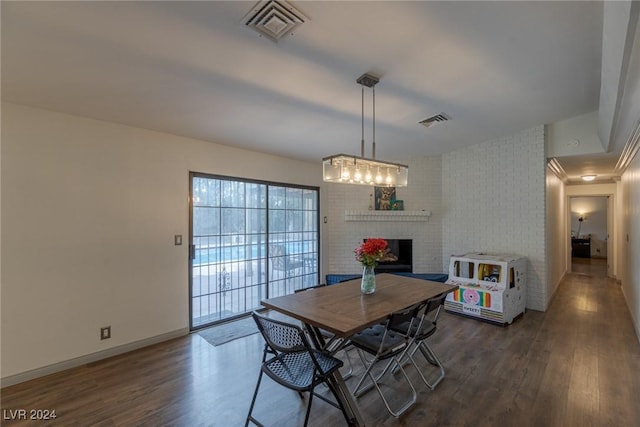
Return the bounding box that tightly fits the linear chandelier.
[322,73,408,187]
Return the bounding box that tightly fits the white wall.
[1,103,322,381]
[442,126,548,311]
[546,165,567,301]
[325,156,443,274]
[620,152,640,341]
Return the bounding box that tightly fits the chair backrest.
[252,311,307,354]
[394,293,447,339]
[387,303,424,337]
[423,292,447,325]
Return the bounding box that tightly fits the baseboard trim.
[1,327,189,388]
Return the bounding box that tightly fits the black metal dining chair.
[349,303,423,417]
[294,285,355,378]
[246,311,350,427]
[394,293,448,390]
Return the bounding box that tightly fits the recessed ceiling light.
[567,139,580,147]
[581,175,596,181]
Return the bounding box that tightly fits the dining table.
[261,273,458,427]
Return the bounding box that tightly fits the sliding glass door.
[189,173,319,330]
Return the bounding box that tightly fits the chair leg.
[354,350,401,396]
[418,342,438,366]
[368,357,417,417]
[352,349,378,397]
[407,341,445,390]
[352,350,417,418]
[245,371,265,427]
[340,346,356,379]
[393,337,424,372]
[303,387,314,427]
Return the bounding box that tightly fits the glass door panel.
[190,174,318,330]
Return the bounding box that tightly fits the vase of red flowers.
[354,238,387,294]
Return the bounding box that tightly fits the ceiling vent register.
[242,0,308,42]
[419,113,450,128]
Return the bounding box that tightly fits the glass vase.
[361,265,376,294]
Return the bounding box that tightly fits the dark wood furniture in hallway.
[571,237,591,258]
[2,264,639,426]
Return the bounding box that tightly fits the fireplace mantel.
[344,210,431,222]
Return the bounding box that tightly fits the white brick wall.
[442,126,547,310]
[323,126,548,311]
[324,156,443,274]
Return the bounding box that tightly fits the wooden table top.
[262,273,458,337]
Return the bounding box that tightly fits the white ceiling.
[2,1,638,183]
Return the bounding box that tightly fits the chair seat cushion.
[350,324,407,358]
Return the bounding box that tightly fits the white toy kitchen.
[444,253,527,325]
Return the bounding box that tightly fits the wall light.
[576,215,584,237]
[581,175,596,182]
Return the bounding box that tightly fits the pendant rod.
[361,84,365,158]
[372,85,376,160]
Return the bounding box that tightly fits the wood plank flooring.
[2,264,640,426]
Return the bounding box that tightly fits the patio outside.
[191,239,318,328]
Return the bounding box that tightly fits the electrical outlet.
[100,326,111,340]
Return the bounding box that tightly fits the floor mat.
[197,316,258,346]
[197,311,298,346]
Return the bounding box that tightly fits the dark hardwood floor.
[572,256,608,276]
[3,263,640,426]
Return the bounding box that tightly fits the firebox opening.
[365,239,413,273]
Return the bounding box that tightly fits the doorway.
[569,196,610,277]
[189,173,320,330]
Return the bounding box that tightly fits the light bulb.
[354,167,362,181]
[341,161,350,179]
[375,167,382,183]
[365,168,372,182]
[385,168,392,184]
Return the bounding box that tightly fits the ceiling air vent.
[418,113,451,128]
[242,0,308,43]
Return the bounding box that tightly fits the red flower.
[355,238,388,267]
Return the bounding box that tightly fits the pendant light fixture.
[322,73,408,187]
